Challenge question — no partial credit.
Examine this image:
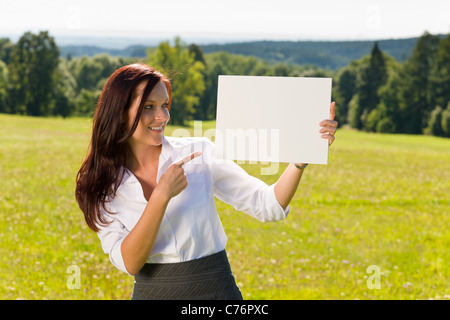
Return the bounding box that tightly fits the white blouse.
[97,136,290,274]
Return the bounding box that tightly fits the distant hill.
[59,35,446,70]
[60,44,149,59]
[200,38,419,69]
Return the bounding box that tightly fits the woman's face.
[127,80,170,149]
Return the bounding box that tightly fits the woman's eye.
[143,103,168,110]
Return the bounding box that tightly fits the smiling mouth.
[148,124,165,131]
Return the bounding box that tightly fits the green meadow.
[0,114,449,300]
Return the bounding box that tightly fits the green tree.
[189,44,208,120]
[199,60,226,121]
[365,101,397,133]
[148,37,205,125]
[0,60,9,113]
[441,102,450,137]
[358,42,388,130]
[69,56,104,94]
[74,88,101,117]
[0,38,13,64]
[430,34,450,109]
[342,56,370,128]
[347,94,362,129]
[52,59,77,117]
[427,106,443,136]
[397,32,440,133]
[68,54,124,116]
[188,44,206,65]
[8,31,60,116]
[376,72,406,132]
[336,67,357,125]
[273,62,290,76]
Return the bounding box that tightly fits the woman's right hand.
[155,151,202,200]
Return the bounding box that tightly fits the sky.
[1,0,449,44]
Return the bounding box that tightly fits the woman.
[75,63,338,300]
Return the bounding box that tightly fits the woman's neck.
[127,143,162,173]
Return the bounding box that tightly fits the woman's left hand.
[319,102,338,146]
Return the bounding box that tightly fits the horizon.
[0,30,441,50]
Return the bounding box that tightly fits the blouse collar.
[121,135,174,186]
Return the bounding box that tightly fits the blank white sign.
[215,75,332,165]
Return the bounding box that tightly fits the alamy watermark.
[66,5,82,30]
[171,121,280,175]
[366,4,382,31]
[66,265,81,290]
[366,265,381,289]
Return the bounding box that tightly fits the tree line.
[0,31,449,137]
[337,32,450,137]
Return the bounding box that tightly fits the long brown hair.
[75,63,172,232]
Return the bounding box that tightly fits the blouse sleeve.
[96,210,131,275]
[207,139,290,222]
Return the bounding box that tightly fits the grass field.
[0,114,449,300]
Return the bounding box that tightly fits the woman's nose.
[154,106,169,121]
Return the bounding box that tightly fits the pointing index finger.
[175,151,202,167]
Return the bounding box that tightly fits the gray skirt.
[131,250,243,300]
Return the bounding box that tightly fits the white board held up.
[215,75,332,166]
